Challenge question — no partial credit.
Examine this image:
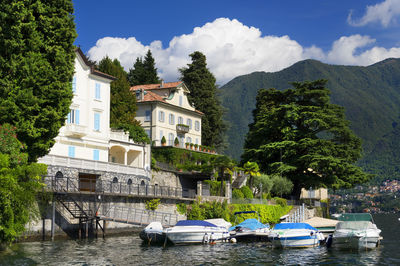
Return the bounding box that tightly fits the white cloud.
[348,0,400,27]
[88,18,400,85]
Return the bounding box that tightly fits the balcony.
[64,124,86,137]
[176,124,189,134]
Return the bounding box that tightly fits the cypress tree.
[0,0,77,162]
[98,57,149,143]
[179,51,226,150]
[127,50,160,86]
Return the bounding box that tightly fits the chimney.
[160,79,164,88]
[140,88,145,100]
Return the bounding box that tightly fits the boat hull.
[139,231,167,245]
[270,235,320,248]
[165,226,229,245]
[230,232,269,242]
[331,235,380,249]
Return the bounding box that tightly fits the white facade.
[133,82,202,147]
[39,49,151,183]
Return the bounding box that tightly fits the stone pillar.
[225,182,232,203]
[124,151,127,165]
[197,181,202,198]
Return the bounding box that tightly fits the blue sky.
[73,0,400,84]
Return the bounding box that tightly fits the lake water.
[1,214,399,265]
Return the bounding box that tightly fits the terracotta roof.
[130,81,182,91]
[137,90,166,103]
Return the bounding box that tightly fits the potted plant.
[185,142,190,149]
[161,136,166,146]
[174,137,180,147]
[194,144,198,151]
[190,143,194,150]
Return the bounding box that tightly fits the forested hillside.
[220,58,400,182]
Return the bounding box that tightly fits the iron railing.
[44,176,196,199]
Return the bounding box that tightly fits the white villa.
[38,48,151,190]
[131,81,203,147]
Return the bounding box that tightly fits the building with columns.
[38,48,151,189]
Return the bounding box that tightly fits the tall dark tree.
[98,57,149,143]
[242,80,370,198]
[0,0,77,162]
[179,51,226,149]
[127,50,160,86]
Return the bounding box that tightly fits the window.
[187,118,192,129]
[55,171,63,179]
[195,138,198,145]
[72,76,76,93]
[195,121,200,131]
[113,177,118,183]
[179,95,183,106]
[94,112,100,131]
[145,110,151,121]
[169,114,175,125]
[168,133,174,146]
[178,116,183,124]
[140,180,145,186]
[95,83,101,99]
[127,179,133,185]
[67,109,80,124]
[68,146,75,158]
[93,149,99,161]
[158,111,165,122]
[145,129,150,138]
[187,137,192,143]
[159,130,163,142]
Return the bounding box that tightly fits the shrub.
[161,136,166,145]
[240,186,253,199]
[174,137,179,146]
[145,199,161,211]
[232,189,244,199]
[274,197,287,207]
[176,203,187,215]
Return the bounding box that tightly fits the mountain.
[219,58,400,181]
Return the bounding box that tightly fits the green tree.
[127,50,160,86]
[253,174,274,196]
[0,124,46,245]
[242,80,370,198]
[270,175,294,197]
[0,0,77,162]
[97,57,150,143]
[240,186,253,199]
[212,155,235,196]
[243,161,260,189]
[179,51,226,150]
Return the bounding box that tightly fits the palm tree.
[243,161,260,190]
[212,155,236,196]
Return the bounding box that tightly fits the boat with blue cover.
[229,211,270,242]
[165,220,230,245]
[269,222,324,248]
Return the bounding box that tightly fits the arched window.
[140,180,145,186]
[113,177,118,183]
[55,171,63,179]
[127,179,132,185]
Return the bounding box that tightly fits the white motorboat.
[229,211,270,242]
[269,222,324,248]
[165,220,230,245]
[327,213,382,249]
[139,222,167,245]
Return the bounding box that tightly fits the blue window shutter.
[94,113,100,131]
[68,146,75,157]
[67,111,71,123]
[93,149,99,161]
[95,83,101,99]
[75,110,80,125]
[72,76,77,93]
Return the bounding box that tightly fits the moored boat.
[327,213,382,250]
[165,220,229,245]
[269,222,324,248]
[229,216,270,242]
[139,222,167,245]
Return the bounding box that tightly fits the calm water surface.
[1,214,399,265]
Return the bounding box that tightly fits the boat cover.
[337,213,373,222]
[273,223,317,230]
[175,220,217,227]
[229,218,269,231]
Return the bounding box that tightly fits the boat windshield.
[337,213,373,222]
[336,221,376,230]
